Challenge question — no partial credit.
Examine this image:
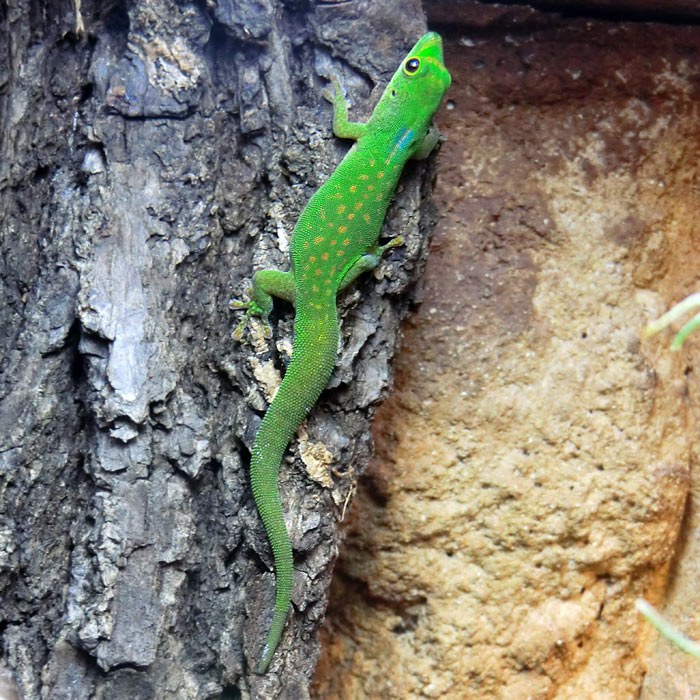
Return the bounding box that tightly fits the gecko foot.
[377,235,404,255]
[230,296,272,340]
[322,74,342,104]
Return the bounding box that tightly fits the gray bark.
[0,0,436,698]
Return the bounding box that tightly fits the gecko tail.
[256,606,288,674]
[250,305,339,673]
[252,488,293,675]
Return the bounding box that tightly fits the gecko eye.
[403,57,420,75]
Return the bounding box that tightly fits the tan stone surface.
[314,9,700,700]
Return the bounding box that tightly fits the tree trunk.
[0,1,437,697]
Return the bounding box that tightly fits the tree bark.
[0,1,437,697]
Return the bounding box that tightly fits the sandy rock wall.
[315,5,700,699]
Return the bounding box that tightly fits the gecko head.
[378,32,451,132]
[402,32,451,90]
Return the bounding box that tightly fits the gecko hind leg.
[231,269,296,340]
[337,236,404,292]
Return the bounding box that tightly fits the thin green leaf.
[636,599,700,660]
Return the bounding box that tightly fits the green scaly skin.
[232,32,451,674]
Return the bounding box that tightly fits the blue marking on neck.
[394,127,415,151]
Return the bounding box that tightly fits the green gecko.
[232,32,451,673]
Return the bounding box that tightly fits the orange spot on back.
[312,285,319,292]
[337,205,346,214]
[322,252,329,260]
[347,213,355,220]
[359,174,369,180]
[377,171,384,178]
[369,159,375,167]
[337,250,345,256]
[315,268,322,275]
[343,238,350,246]
[376,194,383,200]
[330,239,337,245]
[314,236,324,244]
[364,213,371,223]
[338,226,347,233]
[367,185,374,191]
[355,201,362,210]
[324,279,331,285]
[350,185,357,192]
[309,256,316,263]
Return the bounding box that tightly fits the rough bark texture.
[0,1,436,698]
[314,3,700,700]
